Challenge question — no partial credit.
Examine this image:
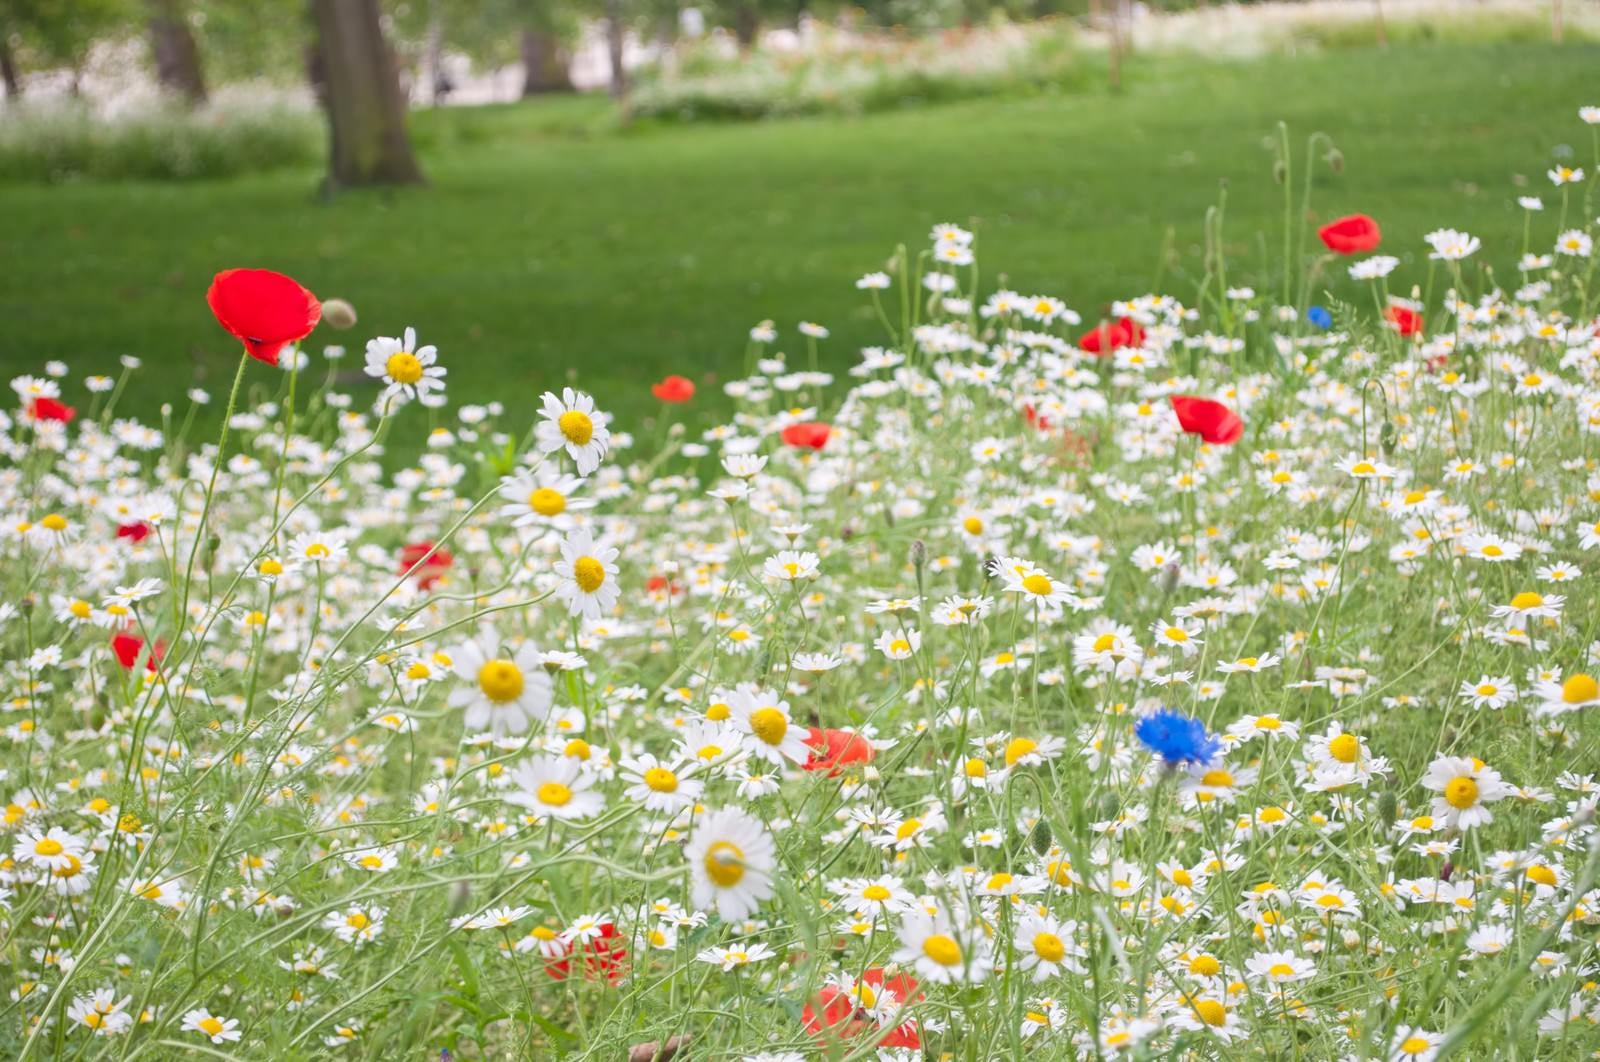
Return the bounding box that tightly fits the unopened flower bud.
[320,298,358,330]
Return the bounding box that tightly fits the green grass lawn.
[3,40,1598,433]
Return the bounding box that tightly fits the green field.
[4,41,1598,428]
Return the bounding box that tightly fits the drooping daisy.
[728,686,810,766]
[363,327,445,403]
[553,528,620,620]
[683,807,775,921]
[536,388,611,475]
[893,912,991,985]
[504,756,606,822]
[496,468,595,530]
[181,1008,243,1044]
[619,753,703,813]
[447,633,552,735]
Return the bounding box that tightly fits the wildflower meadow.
[8,103,1600,1061]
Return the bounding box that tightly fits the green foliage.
[0,99,321,182]
[1,0,134,68]
[630,19,1093,122]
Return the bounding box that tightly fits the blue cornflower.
[1306,305,1333,330]
[1134,709,1219,766]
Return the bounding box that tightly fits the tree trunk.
[426,8,444,106]
[521,27,572,96]
[146,0,207,104]
[0,33,20,99]
[734,2,759,49]
[310,0,424,189]
[604,0,627,100]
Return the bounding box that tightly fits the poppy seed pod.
[320,298,358,330]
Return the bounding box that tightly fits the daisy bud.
[320,298,358,330]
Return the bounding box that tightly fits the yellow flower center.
[1189,954,1220,976]
[1399,1037,1431,1055]
[922,933,963,966]
[1092,633,1117,652]
[347,912,370,929]
[1165,626,1188,642]
[528,487,566,516]
[706,701,730,721]
[573,556,606,593]
[1328,734,1360,764]
[1193,999,1228,1026]
[198,1016,225,1036]
[1200,769,1233,787]
[1033,932,1066,962]
[1268,962,1295,978]
[962,516,984,535]
[34,838,63,857]
[69,600,92,619]
[1475,684,1498,697]
[748,707,787,745]
[862,884,892,901]
[558,410,594,445]
[895,818,922,841]
[1481,544,1503,557]
[1172,868,1194,886]
[82,1012,104,1029]
[704,840,745,887]
[1021,573,1052,596]
[695,744,723,761]
[964,758,987,778]
[41,513,68,532]
[1562,673,1599,703]
[1005,737,1038,766]
[643,767,678,793]
[1527,864,1558,886]
[1444,776,1479,810]
[564,738,592,760]
[385,352,423,384]
[258,558,283,576]
[1350,461,1376,476]
[537,782,573,807]
[477,659,524,703]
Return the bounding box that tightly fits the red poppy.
[651,375,695,403]
[111,633,162,672]
[1169,395,1244,445]
[646,574,683,597]
[1078,317,1145,355]
[802,727,875,775]
[1317,214,1382,255]
[27,396,76,423]
[397,541,453,590]
[1022,403,1051,432]
[1385,304,1423,336]
[116,522,151,544]
[802,968,922,1050]
[781,422,831,450]
[544,923,628,984]
[207,268,321,366]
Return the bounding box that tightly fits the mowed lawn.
[3,41,1598,429]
